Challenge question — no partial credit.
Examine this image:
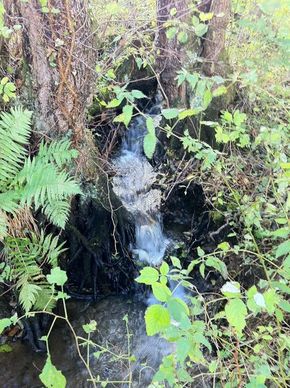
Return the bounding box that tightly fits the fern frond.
[18,159,81,227]
[43,200,71,229]
[0,190,21,214]
[17,279,41,313]
[33,282,56,311]
[0,107,32,186]
[38,139,78,168]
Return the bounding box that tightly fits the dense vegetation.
[0,0,289,387]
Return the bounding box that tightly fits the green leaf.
[166,27,177,40]
[146,117,155,134]
[162,108,179,120]
[131,89,147,99]
[221,281,241,298]
[143,132,157,159]
[199,12,214,22]
[206,256,228,279]
[177,31,188,44]
[213,85,227,97]
[83,320,97,334]
[178,109,199,120]
[160,261,169,276]
[276,239,290,258]
[203,89,212,109]
[47,267,67,286]
[113,104,133,127]
[0,318,12,335]
[19,283,41,313]
[145,304,171,336]
[152,282,172,302]
[195,23,208,37]
[171,256,181,269]
[263,289,279,314]
[135,267,159,285]
[106,98,122,108]
[167,297,189,321]
[39,357,66,388]
[225,299,247,336]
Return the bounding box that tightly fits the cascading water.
[112,101,169,266]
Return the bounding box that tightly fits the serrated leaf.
[0,318,12,335]
[195,23,208,37]
[46,267,67,286]
[83,320,97,334]
[135,267,159,285]
[276,240,290,258]
[162,108,179,120]
[143,132,157,159]
[206,256,228,279]
[221,281,241,297]
[152,282,172,302]
[160,261,169,276]
[131,89,147,99]
[145,304,170,336]
[39,357,66,388]
[225,299,247,336]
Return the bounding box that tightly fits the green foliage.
[0,77,16,102]
[0,106,80,313]
[39,357,66,388]
[0,107,80,232]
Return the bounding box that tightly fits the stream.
[0,104,194,387]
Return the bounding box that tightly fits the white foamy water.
[112,104,169,266]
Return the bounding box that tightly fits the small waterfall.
[112,102,169,266]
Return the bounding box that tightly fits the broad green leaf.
[171,256,181,269]
[166,27,177,40]
[152,282,172,302]
[143,132,157,159]
[195,23,208,37]
[145,304,170,336]
[225,299,247,336]
[0,318,11,335]
[135,267,159,285]
[177,31,188,44]
[263,289,279,314]
[206,256,228,279]
[167,297,189,321]
[47,267,67,286]
[221,281,241,297]
[199,12,214,22]
[106,98,122,108]
[178,109,199,120]
[83,320,97,334]
[131,89,147,99]
[122,105,133,127]
[213,85,227,97]
[276,239,290,258]
[39,357,66,388]
[146,117,155,134]
[218,241,230,251]
[162,108,179,120]
[160,261,169,276]
[203,89,212,109]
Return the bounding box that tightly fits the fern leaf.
[0,107,32,185]
[17,279,41,313]
[43,200,71,229]
[38,139,78,168]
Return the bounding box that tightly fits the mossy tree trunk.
[156,0,190,106]
[3,0,96,151]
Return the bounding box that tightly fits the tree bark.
[4,0,96,145]
[156,0,190,106]
[202,0,231,76]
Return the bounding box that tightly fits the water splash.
[112,103,169,266]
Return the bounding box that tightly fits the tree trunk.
[202,0,231,76]
[156,0,190,106]
[4,0,96,145]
